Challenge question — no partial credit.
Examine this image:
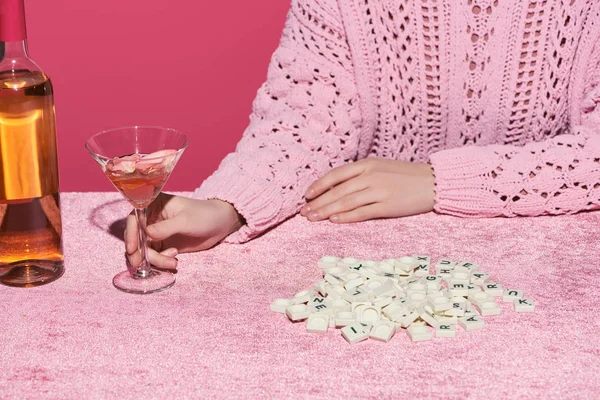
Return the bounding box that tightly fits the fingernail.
[330,215,339,223]
[307,211,318,220]
[305,189,314,198]
[300,205,310,216]
[163,248,178,257]
[168,258,178,269]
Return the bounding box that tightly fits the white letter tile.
[306,314,329,334]
[514,298,535,312]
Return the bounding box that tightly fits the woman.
[126,0,600,270]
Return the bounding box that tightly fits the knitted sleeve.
[429,17,600,218]
[193,0,362,242]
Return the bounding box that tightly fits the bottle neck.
[0,0,27,43]
[0,0,38,75]
[2,40,29,59]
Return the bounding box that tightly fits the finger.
[148,248,178,270]
[125,212,138,255]
[126,248,142,269]
[329,203,385,224]
[302,176,369,218]
[160,247,178,257]
[304,161,366,200]
[146,214,187,241]
[160,233,219,254]
[127,246,178,270]
[308,188,378,221]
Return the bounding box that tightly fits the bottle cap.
[0,0,27,42]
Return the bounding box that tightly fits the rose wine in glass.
[86,126,188,294]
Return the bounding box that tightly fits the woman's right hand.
[125,193,245,270]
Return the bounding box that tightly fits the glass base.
[0,260,64,287]
[113,269,175,294]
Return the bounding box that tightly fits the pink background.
[24,0,289,192]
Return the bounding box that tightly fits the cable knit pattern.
[194,0,600,243]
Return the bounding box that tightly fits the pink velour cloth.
[0,192,599,399]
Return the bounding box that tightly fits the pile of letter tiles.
[270,256,535,344]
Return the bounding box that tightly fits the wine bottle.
[0,0,64,286]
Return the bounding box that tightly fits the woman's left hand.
[300,158,435,223]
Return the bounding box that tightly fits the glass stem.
[135,207,152,278]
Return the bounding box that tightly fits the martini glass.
[85,126,188,294]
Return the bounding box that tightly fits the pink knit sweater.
[194,0,600,243]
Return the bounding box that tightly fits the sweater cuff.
[193,160,282,243]
[429,147,502,217]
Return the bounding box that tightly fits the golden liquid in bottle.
[0,70,64,287]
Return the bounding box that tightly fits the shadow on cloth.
[89,198,130,242]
